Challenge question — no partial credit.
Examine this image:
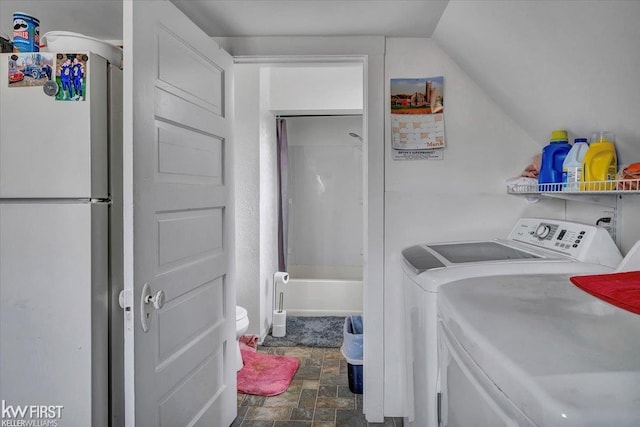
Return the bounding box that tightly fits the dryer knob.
[535,224,551,239]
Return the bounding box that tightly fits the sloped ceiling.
[433,0,640,163]
[172,1,448,37]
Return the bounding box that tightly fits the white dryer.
[436,243,640,427]
[402,218,623,427]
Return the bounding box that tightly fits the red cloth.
[237,350,300,396]
[239,334,259,352]
[570,271,640,315]
[521,154,542,178]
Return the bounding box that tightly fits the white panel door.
[123,1,235,426]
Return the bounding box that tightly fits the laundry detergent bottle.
[539,129,571,191]
[582,131,617,191]
[562,138,589,191]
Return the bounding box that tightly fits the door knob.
[140,283,165,332]
[145,290,165,310]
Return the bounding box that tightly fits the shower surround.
[283,116,363,316]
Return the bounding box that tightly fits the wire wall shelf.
[507,179,640,195]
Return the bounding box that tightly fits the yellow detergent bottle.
[582,131,617,191]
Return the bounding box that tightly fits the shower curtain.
[276,119,289,271]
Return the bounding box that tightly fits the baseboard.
[285,309,363,317]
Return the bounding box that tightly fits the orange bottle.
[582,131,617,191]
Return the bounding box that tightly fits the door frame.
[233,52,385,422]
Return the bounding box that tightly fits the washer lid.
[439,274,640,427]
[427,241,541,263]
[402,245,445,274]
[402,239,555,276]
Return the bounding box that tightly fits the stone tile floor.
[232,346,403,427]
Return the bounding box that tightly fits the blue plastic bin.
[341,315,363,394]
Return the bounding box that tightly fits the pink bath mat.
[237,349,300,396]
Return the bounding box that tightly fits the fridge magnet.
[391,76,445,160]
[7,52,54,88]
[55,53,88,101]
[43,80,59,97]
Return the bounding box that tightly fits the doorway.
[231,52,384,421]
[233,59,366,337]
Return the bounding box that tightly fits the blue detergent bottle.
[539,129,572,191]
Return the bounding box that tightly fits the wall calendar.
[391,76,445,160]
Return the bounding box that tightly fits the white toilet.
[235,306,249,371]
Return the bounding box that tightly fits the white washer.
[437,244,640,427]
[402,218,623,427]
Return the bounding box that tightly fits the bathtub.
[278,265,363,316]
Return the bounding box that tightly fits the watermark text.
[1,401,63,426]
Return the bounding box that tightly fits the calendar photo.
[391,77,445,154]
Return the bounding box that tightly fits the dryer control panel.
[507,218,622,267]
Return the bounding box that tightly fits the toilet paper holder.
[273,271,289,312]
[272,271,289,337]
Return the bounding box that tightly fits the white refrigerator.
[0,52,122,427]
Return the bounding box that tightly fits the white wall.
[232,64,286,341]
[233,64,265,337]
[433,0,640,254]
[433,0,640,162]
[270,65,363,114]
[383,37,566,415]
[258,68,280,338]
[618,196,640,254]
